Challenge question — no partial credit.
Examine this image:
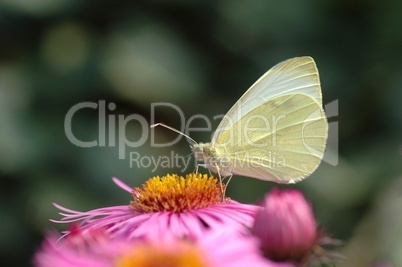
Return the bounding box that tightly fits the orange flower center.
[130,173,227,213]
[115,243,208,267]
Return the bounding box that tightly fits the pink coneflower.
[53,173,259,240]
[34,226,294,267]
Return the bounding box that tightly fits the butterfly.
[153,56,328,184]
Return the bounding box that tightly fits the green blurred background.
[1,1,402,266]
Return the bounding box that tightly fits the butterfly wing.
[212,56,322,143]
[212,56,327,183]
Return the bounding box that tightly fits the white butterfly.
[153,56,328,184]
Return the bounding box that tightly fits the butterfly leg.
[194,162,229,200]
[217,170,233,199]
[222,173,233,197]
[194,163,200,174]
[212,164,233,200]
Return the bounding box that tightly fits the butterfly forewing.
[212,56,322,144]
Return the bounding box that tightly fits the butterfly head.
[191,143,206,161]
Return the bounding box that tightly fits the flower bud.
[252,188,317,263]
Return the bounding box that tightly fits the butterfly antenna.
[150,123,197,145]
